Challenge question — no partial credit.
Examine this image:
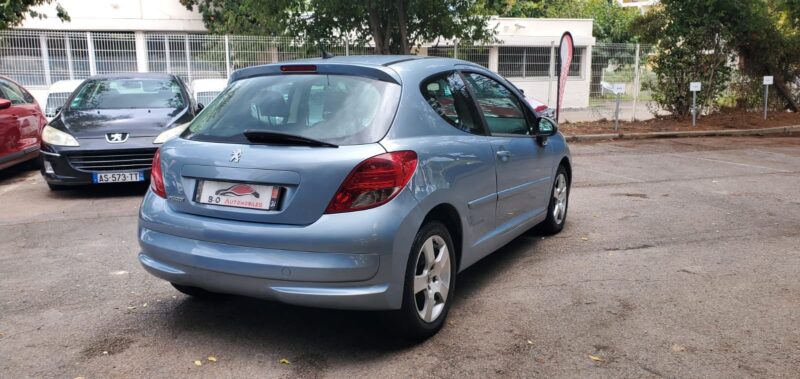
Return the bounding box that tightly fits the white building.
[8,0,595,108]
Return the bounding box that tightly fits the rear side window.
[0,80,29,104]
[464,73,531,135]
[69,78,186,110]
[420,72,481,135]
[185,74,401,146]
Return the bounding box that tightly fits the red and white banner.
[556,32,574,123]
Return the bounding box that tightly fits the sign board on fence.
[613,83,626,94]
[690,82,702,91]
[763,76,773,85]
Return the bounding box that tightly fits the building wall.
[20,0,206,32]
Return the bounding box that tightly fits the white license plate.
[92,171,143,183]
[195,180,282,211]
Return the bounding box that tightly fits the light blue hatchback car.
[138,55,571,339]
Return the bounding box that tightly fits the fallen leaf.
[102,351,108,355]
[589,355,603,362]
[526,340,534,345]
[671,344,686,352]
[142,303,148,307]
[280,358,290,365]
[207,356,217,362]
[581,237,589,241]
[194,360,202,366]
[126,306,136,310]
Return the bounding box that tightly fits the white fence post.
[224,35,231,78]
[184,34,192,82]
[86,32,97,76]
[134,31,148,73]
[488,46,499,72]
[39,34,51,85]
[163,35,171,73]
[344,38,349,56]
[632,43,640,122]
[64,34,74,80]
[548,41,555,106]
[453,39,458,59]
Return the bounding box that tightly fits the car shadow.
[0,160,40,185]
[46,182,150,199]
[156,228,545,355]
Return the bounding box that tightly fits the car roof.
[86,72,178,80]
[48,79,85,93]
[229,55,486,84]
[191,78,227,92]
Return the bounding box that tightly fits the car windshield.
[184,74,401,145]
[68,78,186,110]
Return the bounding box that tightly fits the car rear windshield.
[183,74,401,145]
[69,78,186,110]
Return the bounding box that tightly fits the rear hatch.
[160,64,402,226]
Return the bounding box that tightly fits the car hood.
[60,108,189,138]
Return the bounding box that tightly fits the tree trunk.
[367,1,385,54]
[773,74,799,112]
[396,0,409,54]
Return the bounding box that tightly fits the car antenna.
[321,50,335,59]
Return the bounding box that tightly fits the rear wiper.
[242,130,338,148]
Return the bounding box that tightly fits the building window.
[498,46,584,78]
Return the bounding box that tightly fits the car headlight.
[153,123,190,144]
[42,125,80,147]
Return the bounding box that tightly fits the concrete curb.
[565,124,800,142]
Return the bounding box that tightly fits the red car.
[0,76,45,170]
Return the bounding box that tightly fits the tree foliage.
[181,0,494,54]
[0,0,69,30]
[483,0,641,43]
[634,0,800,115]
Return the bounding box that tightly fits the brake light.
[534,105,548,113]
[280,65,317,73]
[325,151,418,214]
[150,149,166,198]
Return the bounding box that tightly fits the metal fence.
[0,29,659,122]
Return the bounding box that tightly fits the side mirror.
[196,103,204,112]
[0,99,11,110]
[537,117,558,137]
[55,106,62,114]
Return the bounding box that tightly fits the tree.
[634,0,799,114]
[0,0,69,30]
[181,0,494,54]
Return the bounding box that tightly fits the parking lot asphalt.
[1,136,799,378]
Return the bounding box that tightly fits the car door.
[0,80,40,154]
[461,71,551,232]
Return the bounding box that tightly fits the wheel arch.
[421,203,463,272]
[558,156,572,183]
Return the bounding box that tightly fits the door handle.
[496,150,513,161]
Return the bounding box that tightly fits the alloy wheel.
[553,173,568,224]
[413,235,451,323]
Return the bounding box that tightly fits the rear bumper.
[138,188,424,310]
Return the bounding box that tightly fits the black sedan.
[40,73,199,190]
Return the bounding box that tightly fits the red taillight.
[150,149,166,198]
[534,105,548,113]
[325,151,418,214]
[280,65,317,73]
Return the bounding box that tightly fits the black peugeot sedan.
[40,73,198,190]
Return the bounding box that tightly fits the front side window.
[68,78,186,110]
[420,72,481,135]
[463,73,530,135]
[185,74,401,146]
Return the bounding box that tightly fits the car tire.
[538,165,570,235]
[47,182,68,191]
[171,283,219,299]
[395,221,456,341]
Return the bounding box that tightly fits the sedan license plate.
[92,171,144,183]
[195,180,282,211]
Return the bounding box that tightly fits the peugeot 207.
[138,56,572,339]
[40,73,198,190]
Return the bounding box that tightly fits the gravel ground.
[1,136,799,378]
